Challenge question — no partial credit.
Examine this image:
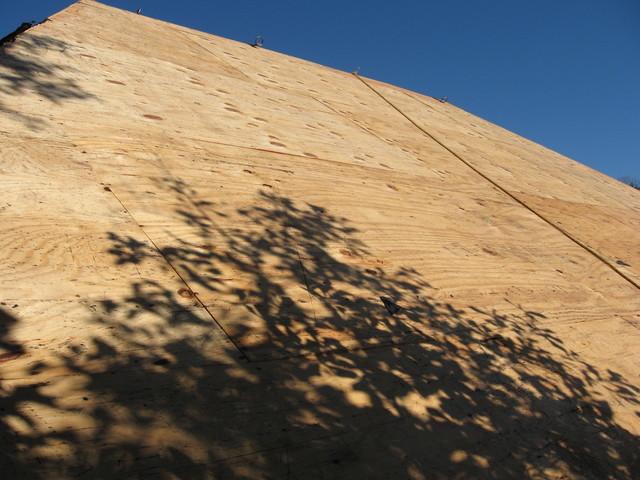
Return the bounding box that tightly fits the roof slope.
[1,1,639,478]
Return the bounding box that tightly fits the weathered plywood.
[1,1,639,478]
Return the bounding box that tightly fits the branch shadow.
[0,32,95,130]
[1,178,639,479]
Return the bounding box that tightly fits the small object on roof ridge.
[136,8,143,15]
[252,35,264,48]
[0,21,36,46]
[438,96,448,103]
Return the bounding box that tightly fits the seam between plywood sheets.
[104,184,249,359]
[354,73,640,294]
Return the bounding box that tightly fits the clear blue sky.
[2,0,638,179]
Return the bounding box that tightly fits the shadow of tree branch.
[0,32,95,130]
[1,177,639,479]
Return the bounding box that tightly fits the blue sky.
[2,0,638,180]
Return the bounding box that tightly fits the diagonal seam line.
[353,73,640,292]
[105,186,249,360]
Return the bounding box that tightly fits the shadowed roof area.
[0,1,639,478]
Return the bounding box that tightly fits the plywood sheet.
[1,1,639,478]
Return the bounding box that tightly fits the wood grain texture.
[1,1,639,478]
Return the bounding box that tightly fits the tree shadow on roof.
[1,176,639,478]
[0,32,95,130]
